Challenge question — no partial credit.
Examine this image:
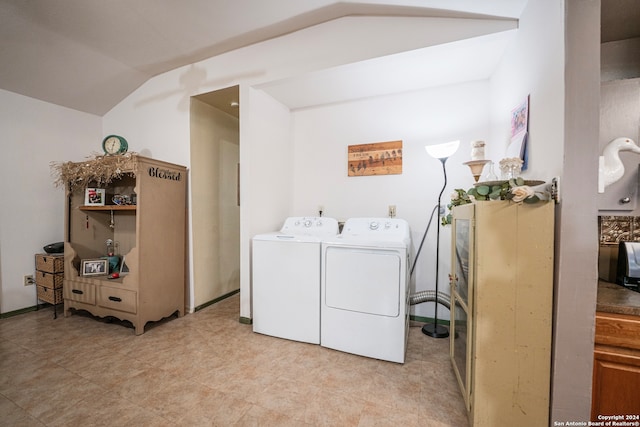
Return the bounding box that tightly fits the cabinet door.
[452,214,471,307]
[592,347,640,418]
[450,204,474,411]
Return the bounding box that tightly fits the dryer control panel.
[341,218,410,241]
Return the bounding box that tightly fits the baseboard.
[0,302,54,319]
[239,316,252,324]
[193,288,240,312]
[410,314,451,326]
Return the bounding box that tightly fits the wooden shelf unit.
[63,155,187,334]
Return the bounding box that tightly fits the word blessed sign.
[148,166,182,181]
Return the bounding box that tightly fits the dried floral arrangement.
[50,152,138,193]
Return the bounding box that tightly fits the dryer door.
[324,247,400,317]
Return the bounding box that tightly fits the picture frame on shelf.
[81,258,108,277]
[119,256,129,275]
[84,188,106,206]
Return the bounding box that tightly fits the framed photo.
[119,256,129,275]
[81,258,108,277]
[84,188,106,206]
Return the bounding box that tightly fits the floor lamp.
[422,140,460,338]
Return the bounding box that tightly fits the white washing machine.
[321,218,411,363]
[252,216,339,344]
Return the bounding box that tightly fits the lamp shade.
[425,140,460,159]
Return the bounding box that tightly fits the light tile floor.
[0,294,468,426]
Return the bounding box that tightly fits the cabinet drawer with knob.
[63,281,95,304]
[98,287,136,314]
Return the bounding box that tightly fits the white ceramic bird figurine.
[598,137,640,193]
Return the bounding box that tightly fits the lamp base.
[422,323,449,338]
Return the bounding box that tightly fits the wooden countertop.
[597,280,640,316]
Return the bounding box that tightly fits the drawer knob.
[108,296,122,302]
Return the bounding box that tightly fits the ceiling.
[0,0,527,116]
[0,0,636,116]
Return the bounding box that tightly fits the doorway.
[190,85,240,310]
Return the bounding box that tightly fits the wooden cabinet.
[63,155,187,334]
[592,312,640,418]
[449,201,555,426]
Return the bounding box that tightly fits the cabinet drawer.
[595,312,640,351]
[35,271,63,289]
[37,285,63,305]
[35,254,64,273]
[64,280,96,305]
[98,287,137,314]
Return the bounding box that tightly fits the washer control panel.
[280,216,339,236]
[341,218,410,241]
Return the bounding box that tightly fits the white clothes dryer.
[321,218,411,363]
[252,216,338,344]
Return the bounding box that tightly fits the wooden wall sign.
[348,140,403,177]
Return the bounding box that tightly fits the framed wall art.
[348,140,403,177]
[506,95,530,170]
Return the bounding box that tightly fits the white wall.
[240,87,293,320]
[291,81,491,319]
[601,37,640,82]
[489,0,564,179]
[0,89,101,313]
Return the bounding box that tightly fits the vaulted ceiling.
[0,0,528,115]
[0,1,636,116]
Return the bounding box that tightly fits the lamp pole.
[422,156,450,338]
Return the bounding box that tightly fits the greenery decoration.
[442,177,546,225]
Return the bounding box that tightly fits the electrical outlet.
[389,205,396,218]
[23,274,34,286]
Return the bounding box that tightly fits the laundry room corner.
[287,81,492,323]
